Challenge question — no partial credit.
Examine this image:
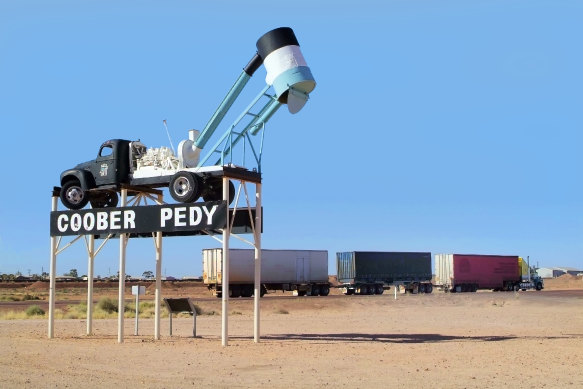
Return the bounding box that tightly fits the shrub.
[22,293,40,301]
[26,305,45,316]
[97,297,118,313]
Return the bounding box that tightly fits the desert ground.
[0,275,582,388]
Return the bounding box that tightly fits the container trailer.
[336,251,433,295]
[434,254,544,292]
[202,249,330,297]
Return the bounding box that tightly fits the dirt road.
[1,290,581,388]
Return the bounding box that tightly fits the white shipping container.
[434,253,454,287]
[203,248,329,285]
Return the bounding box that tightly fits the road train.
[202,249,543,297]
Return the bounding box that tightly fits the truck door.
[92,140,130,186]
[93,143,116,186]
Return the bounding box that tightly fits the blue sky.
[0,0,581,278]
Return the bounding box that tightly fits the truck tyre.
[169,172,201,203]
[536,282,543,291]
[90,190,118,208]
[425,284,433,294]
[320,285,330,296]
[230,285,241,298]
[60,180,89,210]
[375,285,384,295]
[241,285,253,297]
[311,285,320,296]
[419,283,426,293]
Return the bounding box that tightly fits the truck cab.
[59,139,136,210]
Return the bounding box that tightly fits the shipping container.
[434,254,544,292]
[336,251,433,295]
[203,248,329,297]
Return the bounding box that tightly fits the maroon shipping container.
[435,254,520,292]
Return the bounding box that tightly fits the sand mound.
[26,281,49,291]
[544,274,583,290]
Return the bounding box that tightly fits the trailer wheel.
[311,285,320,296]
[367,285,375,295]
[298,290,307,296]
[319,285,330,296]
[425,284,433,294]
[513,284,520,292]
[241,285,253,297]
[375,285,384,295]
[419,283,426,293]
[359,285,368,295]
[230,285,241,298]
[60,180,89,210]
[169,172,201,203]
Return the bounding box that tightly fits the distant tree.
[142,270,154,280]
[41,272,49,280]
[65,269,79,278]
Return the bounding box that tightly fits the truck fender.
[60,169,95,191]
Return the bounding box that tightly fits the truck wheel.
[375,285,384,295]
[419,283,426,293]
[311,285,320,296]
[60,180,89,210]
[241,285,253,297]
[90,190,118,208]
[320,285,330,296]
[425,284,433,294]
[169,172,201,203]
[536,282,543,291]
[230,285,241,298]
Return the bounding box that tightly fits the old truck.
[434,254,544,292]
[57,27,316,210]
[202,248,330,297]
[336,251,433,295]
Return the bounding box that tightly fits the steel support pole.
[254,183,262,343]
[221,176,230,347]
[117,189,128,343]
[87,234,95,335]
[48,195,58,339]
[154,230,162,340]
[134,289,139,336]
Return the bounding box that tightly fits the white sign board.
[132,285,146,295]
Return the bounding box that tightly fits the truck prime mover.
[203,249,330,297]
[336,251,433,295]
[434,254,544,292]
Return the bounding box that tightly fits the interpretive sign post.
[132,285,146,335]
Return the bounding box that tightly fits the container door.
[296,258,306,282]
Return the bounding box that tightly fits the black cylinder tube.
[256,27,299,60]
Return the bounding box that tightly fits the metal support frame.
[48,187,165,341]
[48,175,262,347]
